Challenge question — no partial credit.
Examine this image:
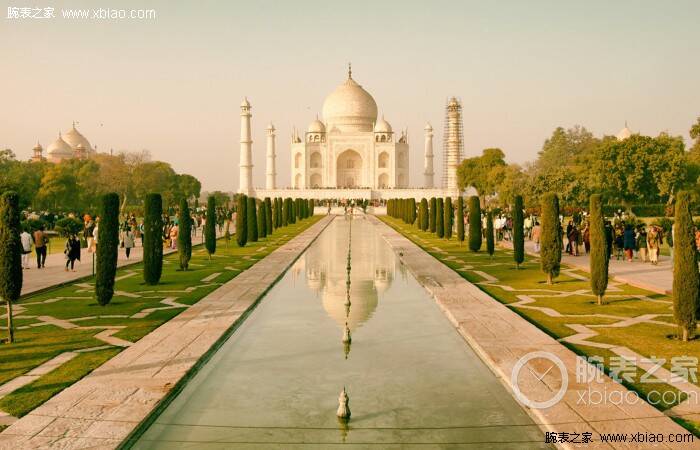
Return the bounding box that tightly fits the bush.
[96,193,120,306]
[22,218,46,233]
[589,194,608,305]
[143,193,164,285]
[429,198,437,232]
[205,196,216,258]
[673,191,699,341]
[236,195,247,247]
[436,198,444,238]
[540,193,561,284]
[0,192,22,343]
[513,195,524,268]
[456,196,465,244]
[247,197,258,242]
[177,199,192,270]
[55,217,84,237]
[486,211,494,257]
[468,196,481,252]
[444,197,453,239]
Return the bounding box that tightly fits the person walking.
[647,226,660,265]
[84,216,96,253]
[20,227,32,269]
[64,234,81,271]
[33,225,48,268]
[614,225,625,260]
[637,226,648,262]
[623,224,635,262]
[531,220,541,253]
[169,222,179,250]
[582,223,591,255]
[123,227,135,259]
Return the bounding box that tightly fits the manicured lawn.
[381,217,700,421]
[0,216,320,418]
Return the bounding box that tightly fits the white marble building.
[240,67,464,201]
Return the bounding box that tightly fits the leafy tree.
[540,193,562,284]
[265,198,273,233]
[257,199,267,238]
[457,148,506,206]
[486,211,495,257]
[248,197,258,242]
[456,196,465,244]
[444,197,453,239]
[55,217,84,237]
[96,193,120,305]
[435,198,444,238]
[513,195,524,268]
[429,197,437,233]
[177,199,192,270]
[236,195,247,247]
[673,191,699,342]
[205,196,216,258]
[468,196,481,251]
[0,192,22,343]
[589,194,608,305]
[143,193,164,284]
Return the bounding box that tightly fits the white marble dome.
[308,118,326,133]
[374,117,392,133]
[62,123,93,152]
[46,133,74,162]
[616,124,632,141]
[322,74,377,132]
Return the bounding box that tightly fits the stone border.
[0,216,333,450]
[371,217,698,450]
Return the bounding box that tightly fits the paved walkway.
[21,231,217,297]
[373,217,696,449]
[0,216,333,449]
[520,240,673,295]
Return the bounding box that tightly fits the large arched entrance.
[336,149,362,188]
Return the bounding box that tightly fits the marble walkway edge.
[370,216,697,450]
[0,216,333,450]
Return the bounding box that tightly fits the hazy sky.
[2,0,699,191]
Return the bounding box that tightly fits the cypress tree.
[178,198,192,270]
[295,198,301,221]
[589,194,608,305]
[444,197,453,239]
[205,196,217,259]
[282,198,289,226]
[429,197,437,233]
[486,211,495,257]
[308,198,315,216]
[257,199,267,238]
[468,196,481,252]
[673,191,699,342]
[410,198,417,225]
[436,198,444,238]
[288,198,296,224]
[247,197,258,242]
[265,197,273,233]
[0,191,22,343]
[236,195,247,247]
[420,198,429,230]
[513,195,525,269]
[456,196,465,244]
[143,193,164,284]
[540,193,561,284]
[96,193,120,305]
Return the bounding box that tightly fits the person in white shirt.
[20,229,32,269]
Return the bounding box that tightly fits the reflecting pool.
[132,216,546,448]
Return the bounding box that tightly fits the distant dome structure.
[62,122,93,153]
[46,132,74,163]
[322,65,378,132]
[308,118,326,133]
[616,122,632,141]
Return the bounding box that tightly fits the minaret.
[266,123,277,190]
[443,97,464,191]
[239,98,254,196]
[31,141,43,162]
[423,123,434,188]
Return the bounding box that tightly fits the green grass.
[382,217,700,423]
[0,216,320,418]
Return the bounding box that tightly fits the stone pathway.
[0,216,333,449]
[373,217,697,449]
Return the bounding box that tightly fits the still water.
[132,216,546,448]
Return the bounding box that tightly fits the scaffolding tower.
[442,97,464,189]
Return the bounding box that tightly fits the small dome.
[63,123,93,152]
[33,141,43,151]
[266,122,275,131]
[616,123,632,141]
[424,122,433,131]
[374,116,392,133]
[46,133,74,162]
[241,97,251,108]
[308,118,326,133]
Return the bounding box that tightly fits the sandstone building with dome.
[239,67,465,201]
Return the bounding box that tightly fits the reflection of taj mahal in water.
[238,66,465,201]
[291,216,396,331]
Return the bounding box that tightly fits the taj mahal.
[238,66,465,201]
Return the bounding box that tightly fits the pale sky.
[2,0,699,191]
